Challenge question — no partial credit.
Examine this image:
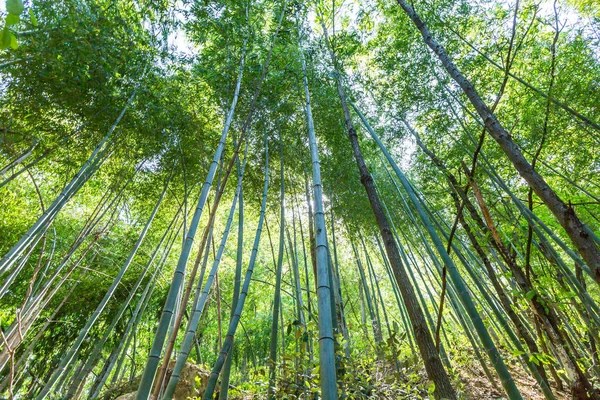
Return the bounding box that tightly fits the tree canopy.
[1,0,599,399]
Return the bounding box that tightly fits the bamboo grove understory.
[1,0,600,398]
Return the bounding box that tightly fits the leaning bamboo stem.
[135,44,246,400]
[36,172,170,399]
[352,103,520,399]
[161,142,248,400]
[202,133,270,400]
[0,86,140,276]
[267,134,285,400]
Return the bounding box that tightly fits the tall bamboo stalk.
[218,139,245,400]
[267,135,286,400]
[202,133,269,400]
[299,19,338,398]
[36,171,170,399]
[161,141,249,400]
[318,12,456,399]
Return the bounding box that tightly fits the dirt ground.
[456,362,570,399]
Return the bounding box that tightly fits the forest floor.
[455,361,570,400]
[226,360,571,399]
[106,358,571,399]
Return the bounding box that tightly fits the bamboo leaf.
[29,9,37,26]
[6,0,24,15]
[6,13,19,26]
[525,290,537,301]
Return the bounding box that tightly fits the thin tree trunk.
[359,236,385,359]
[305,177,318,285]
[161,143,248,400]
[365,234,400,372]
[319,15,456,399]
[218,149,245,400]
[295,196,315,363]
[328,205,350,356]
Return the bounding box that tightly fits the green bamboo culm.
[299,17,339,399]
[202,133,269,400]
[134,43,245,400]
[36,169,171,399]
[218,143,245,400]
[352,102,522,400]
[267,132,285,400]
[161,141,249,400]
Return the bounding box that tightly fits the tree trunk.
[318,15,456,399]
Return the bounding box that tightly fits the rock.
[106,362,210,400]
[114,393,136,400]
[171,361,210,399]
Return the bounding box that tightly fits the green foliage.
[0,0,599,398]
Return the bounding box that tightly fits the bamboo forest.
[1,0,600,398]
